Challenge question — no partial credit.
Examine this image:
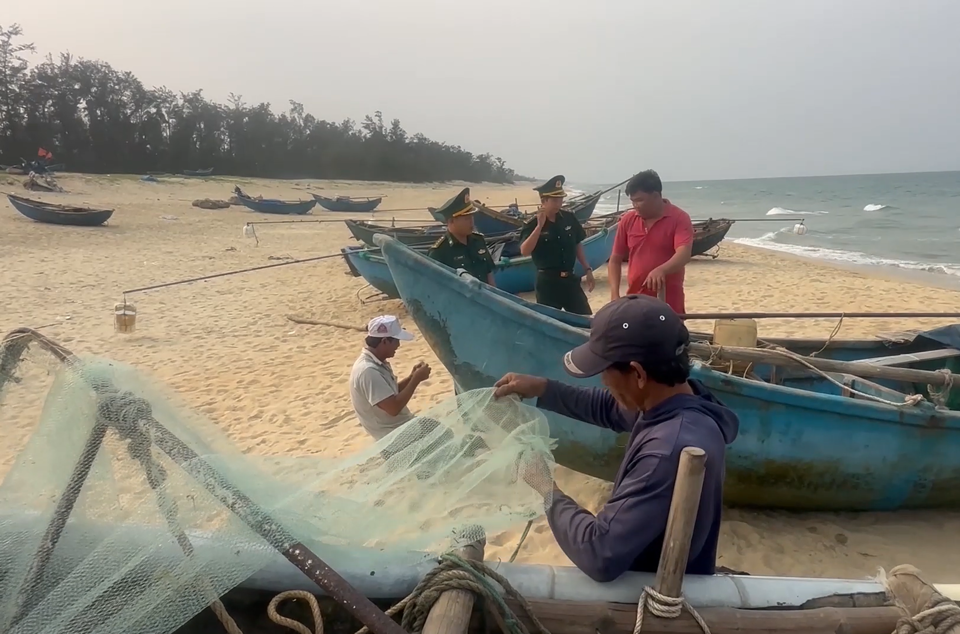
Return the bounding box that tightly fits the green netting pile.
[0,352,557,634]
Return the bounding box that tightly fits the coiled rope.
[894,593,960,634]
[267,553,550,634]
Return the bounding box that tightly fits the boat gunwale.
[7,193,113,215]
[346,219,447,238]
[353,224,614,271]
[315,195,382,203]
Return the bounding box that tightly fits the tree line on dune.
[0,25,527,183]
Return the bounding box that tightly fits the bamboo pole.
[285,315,366,331]
[688,341,954,387]
[422,538,486,634]
[654,447,707,599]
[506,600,900,634]
[681,311,960,320]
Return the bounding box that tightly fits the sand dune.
[2,173,959,582]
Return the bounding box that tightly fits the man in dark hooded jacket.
[493,294,739,582]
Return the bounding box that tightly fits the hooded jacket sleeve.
[546,453,673,582]
[536,380,635,433]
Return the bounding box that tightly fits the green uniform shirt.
[520,210,586,272]
[428,232,496,282]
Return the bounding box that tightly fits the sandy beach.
[2,173,959,583]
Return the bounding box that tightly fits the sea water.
[570,171,960,280]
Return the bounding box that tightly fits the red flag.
[38,148,53,159]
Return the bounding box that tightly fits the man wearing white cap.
[350,315,432,440]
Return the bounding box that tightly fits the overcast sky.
[7,0,960,182]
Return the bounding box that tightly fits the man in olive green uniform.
[428,187,497,287]
[519,175,595,315]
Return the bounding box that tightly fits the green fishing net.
[0,346,556,634]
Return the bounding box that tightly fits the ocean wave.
[765,207,829,216]
[863,203,888,211]
[733,235,960,277]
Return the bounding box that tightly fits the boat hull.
[236,196,316,215]
[7,194,114,227]
[380,237,960,511]
[347,226,616,299]
[314,195,382,213]
[692,219,734,256]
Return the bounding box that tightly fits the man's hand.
[518,451,555,497]
[536,211,547,228]
[643,266,667,293]
[583,269,595,293]
[493,373,548,399]
[410,362,432,383]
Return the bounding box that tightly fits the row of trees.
[0,24,524,183]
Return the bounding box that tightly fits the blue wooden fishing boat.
[234,188,317,215]
[313,194,383,213]
[183,167,214,177]
[379,236,960,511]
[7,193,114,227]
[430,192,603,235]
[344,223,616,299]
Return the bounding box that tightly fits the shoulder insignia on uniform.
[472,231,485,237]
[431,236,445,249]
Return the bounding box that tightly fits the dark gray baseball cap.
[563,295,689,378]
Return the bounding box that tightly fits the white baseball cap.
[366,315,415,341]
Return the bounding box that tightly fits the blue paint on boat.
[235,192,317,215]
[379,236,960,511]
[346,225,616,299]
[313,195,383,213]
[473,208,522,235]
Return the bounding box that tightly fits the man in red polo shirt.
[609,170,693,314]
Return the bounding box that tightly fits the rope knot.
[633,586,711,634]
[639,587,683,619]
[928,369,955,408]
